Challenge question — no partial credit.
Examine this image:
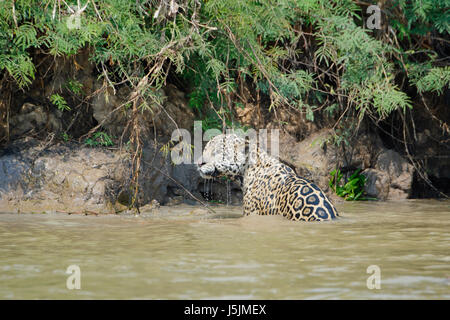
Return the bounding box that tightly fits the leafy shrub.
[50,94,71,111]
[0,0,447,139]
[84,132,114,147]
[329,169,373,201]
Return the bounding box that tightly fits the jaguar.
[197,133,339,221]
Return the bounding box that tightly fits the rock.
[139,199,161,213]
[375,149,414,199]
[91,83,194,138]
[0,139,173,213]
[168,163,201,200]
[0,154,30,200]
[137,144,172,204]
[91,85,131,137]
[278,129,337,197]
[361,168,390,200]
[165,195,184,206]
[152,84,195,137]
[278,128,414,201]
[234,103,264,128]
[9,103,62,138]
[387,188,409,199]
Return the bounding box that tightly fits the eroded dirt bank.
[0,54,448,213]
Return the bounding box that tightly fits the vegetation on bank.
[0,0,449,203]
[329,169,376,201]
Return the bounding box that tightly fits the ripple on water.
[0,200,448,299]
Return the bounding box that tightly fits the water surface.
[0,200,449,299]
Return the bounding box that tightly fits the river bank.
[0,126,445,215]
[1,0,449,214]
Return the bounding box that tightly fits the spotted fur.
[198,134,339,221]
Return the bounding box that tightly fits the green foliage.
[14,23,37,50]
[409,65,450,95]
[0,0,448,136]
[329,169,372,201]
[50,94,71,111]
[386,0,450,97]
[84,132,114,147]
[201,115,223,131]
[64,79,84,95]
[314,14,414,120]
[389,0,450,38]
[0,53,35,87]
[61,132,71,142]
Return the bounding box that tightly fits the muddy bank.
[0,51,448,212]
[1,83,446,213]
[0,138,197,213]
[0,131,417,214]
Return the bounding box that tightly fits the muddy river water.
[0,200,449,299]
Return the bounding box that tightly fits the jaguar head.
[197,134,248,181]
